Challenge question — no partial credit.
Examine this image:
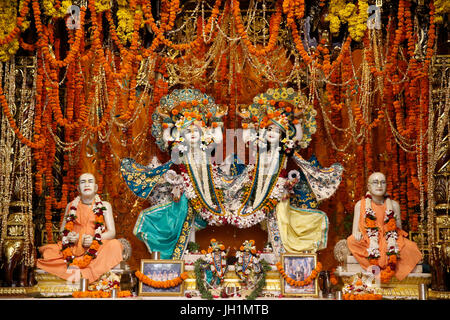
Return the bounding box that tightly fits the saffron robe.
[347,198,422,281]
[36,202,123,283]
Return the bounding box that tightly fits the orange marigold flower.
[65,221,74,230]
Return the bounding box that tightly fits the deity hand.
[172,186,182,202]
[287,170,300,188]
[67,231,79,244]
[82,234,94,247]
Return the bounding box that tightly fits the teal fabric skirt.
[133,194,189,259]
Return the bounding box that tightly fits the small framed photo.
[138,259,185,296]
[280,253,319,297]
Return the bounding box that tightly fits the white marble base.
[344,255,423,273]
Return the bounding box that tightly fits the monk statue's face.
[367,172,387,197]
[78,173,98,198]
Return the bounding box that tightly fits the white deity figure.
[238,88,343,255]
[121,89,227,259]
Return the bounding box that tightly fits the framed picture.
[280,253,319,297]
[138,259,185,296]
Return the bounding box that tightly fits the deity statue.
[202,239,228,286]
[346,172,422,282]
[238,87,343,255]
[121,87,343,260]
[121,89,226,259]
[234,240,261,285]
[36,173,124,283]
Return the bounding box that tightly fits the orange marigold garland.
[342,276,383,300]
[72,290,132,298]
[276,261,322,287]
[135,270,188,289]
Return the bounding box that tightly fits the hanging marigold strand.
[32,0,86,69]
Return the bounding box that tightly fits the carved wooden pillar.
[428,54,450,291]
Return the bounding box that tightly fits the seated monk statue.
[347,172,422,282]
[36,173,124,283]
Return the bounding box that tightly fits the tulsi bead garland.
[61,195,106,268]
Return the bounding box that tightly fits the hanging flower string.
[135,270,188,288]
[276,261,322,287]
[61,195,106,268]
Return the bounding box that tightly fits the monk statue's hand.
[82,234,94,247]
[67,231,79,244]
[354,231,362,241]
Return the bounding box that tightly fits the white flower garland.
[61,195,105,265]
[364,195,399,264]
[180,152,288,228]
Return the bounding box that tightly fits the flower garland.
[72,290,132,298]
[342,276,382,300]
[135,270,188,289]
[194,258,214,300]
[325,0,368,42]
[245,259,271,300]
[434,0,450,24]
[61,195,106,268]
[232,0,283,57]
[276,261,322,287]
[116,0,144,45]
[193,256,271,300]
[0,0,31,62]
[364,194,399,283]
[42,0,72,19]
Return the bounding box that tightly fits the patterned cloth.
[120,158,173,199]
[292,152,343,202]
